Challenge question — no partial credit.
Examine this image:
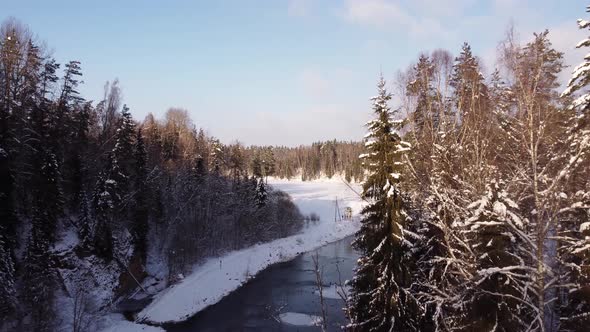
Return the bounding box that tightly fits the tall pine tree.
[0,146,16,320]
[112,104,136,192]
[559,5,590,329]
[463,180,537,330]
[132,127,149,262]
[22,149,62,331]
[349,75,419,331]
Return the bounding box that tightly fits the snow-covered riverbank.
[104,177,363,330]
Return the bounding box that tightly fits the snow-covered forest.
[0,18,306,331]
[2,3,590,332]
[347,9,590,332]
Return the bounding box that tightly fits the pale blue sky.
[2,0,586,146]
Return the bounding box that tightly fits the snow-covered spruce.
[558,5,590,330]
[348,75,420,331]
[462,181,538,331]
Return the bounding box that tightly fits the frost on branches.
[563,5,590,112]
[349,75,420,332]
[557,190,590,330]
[462,181,539,331]
[557,6,590,330]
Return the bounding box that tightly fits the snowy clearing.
[130,177,363,326]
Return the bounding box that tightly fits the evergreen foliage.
[349,76,419,331]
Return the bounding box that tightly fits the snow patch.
[99,314,164,332]
[493,201,507,218]
[279,312,322,326]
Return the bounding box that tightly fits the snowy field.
[104,177,363,330]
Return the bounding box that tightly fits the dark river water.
[164,236,359,332]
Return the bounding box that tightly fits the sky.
[2,0,587,146]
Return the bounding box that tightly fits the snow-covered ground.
[105,177,363,330]
[99,314,165,332]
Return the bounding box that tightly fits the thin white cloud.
[340,0,451,38]
[342,0,411,28]
[341,0,477,27]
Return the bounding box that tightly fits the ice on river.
[279,312,323,326]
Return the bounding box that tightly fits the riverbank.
[167,235,359,331]
[102,177,364,330]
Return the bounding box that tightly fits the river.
[165,235,359,331]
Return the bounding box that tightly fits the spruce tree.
[143,112,163,166]
[407,54,437,134]
[58,60,83,106]
[28,68,63,243]
[450,42,487,121]
[255,177,267,208]
[92,185,113,260]
[229,144,245,185]
[33,150,63,243]
[77,190,92,250]
[48,60,83,159]
[562,5,590,114]
[22,150,62,331]
[405,53,444,195]
[193,155,207,185]
[132,128,149,261]
[65,101,92,209]
[559,6,590,328]
[112,104,136,191]
[0,145,17,250]
[22,218,55,332]
[0,231,15,320]
[0,146,16,320]
[463,181,536,330]
[251,152,263,178]
[210,138,223,175]
[91,154,120,260]
[262,147,276,181]
[557,191,590,330]
[349,76,419,331]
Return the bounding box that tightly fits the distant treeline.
[244,140,365,182]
